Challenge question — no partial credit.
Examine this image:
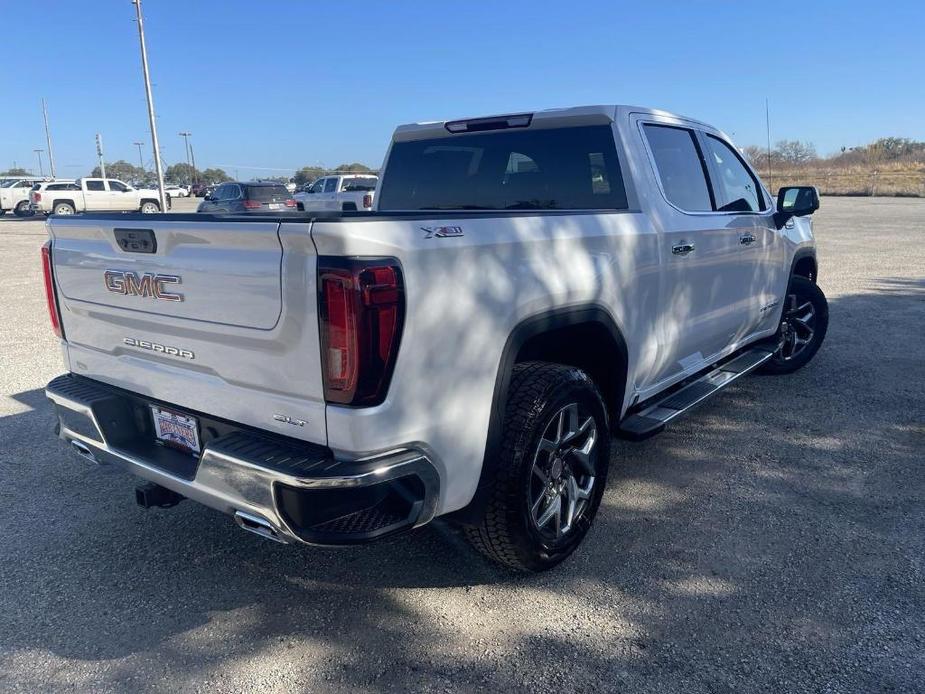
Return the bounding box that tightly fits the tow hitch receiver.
[135,482,184,509]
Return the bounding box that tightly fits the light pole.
[34,149,45,177]
[132,0,167,210]
[179,131,193,186]
[189,142,198,183]
[95,133,106,179]
[42,99,56,178]
[133,141,145,175]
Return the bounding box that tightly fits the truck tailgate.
[47,216,327,444]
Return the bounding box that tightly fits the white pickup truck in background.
[294,173,378,211]
[31,178,167,215]
[42,105,827,572]
[0,176,48,216]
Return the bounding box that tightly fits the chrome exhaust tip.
[70,439,98,464]
[233,510,288,544]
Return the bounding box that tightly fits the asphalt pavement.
[0,197,922,693]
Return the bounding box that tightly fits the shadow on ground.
[0,281,922,692]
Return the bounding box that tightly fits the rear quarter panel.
[309,212,661,514]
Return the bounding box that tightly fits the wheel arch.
[451,305,629,524]
[51,198,76,212]
[791,248,818,283]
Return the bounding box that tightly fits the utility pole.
[189,142,198,183]
[42,99,56,178]
[133,141,145,174]
[132,0,167,210]
[96,133,107,179]
[179,131,193,185]
[34,149,45,176]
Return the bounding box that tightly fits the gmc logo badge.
[104,270,183,302]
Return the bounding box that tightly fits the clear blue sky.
[3,0,923,178]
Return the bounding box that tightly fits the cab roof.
[392,104,715,142]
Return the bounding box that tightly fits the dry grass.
[761,162,925,197]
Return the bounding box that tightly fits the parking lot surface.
[1,198,923,693]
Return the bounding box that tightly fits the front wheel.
[761,275,829,374]
[464,362,610,572]
[140,201,160,214]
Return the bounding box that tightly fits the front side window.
[85,180,105,192]
[324,178,338,193]
[309,179,326,194]
[704,135,766,212]
[377,125,628,211]
[643,124,713,212]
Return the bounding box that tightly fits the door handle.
[739,233,756,246]
[672,242,695,256]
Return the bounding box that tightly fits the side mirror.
[774,186,819,228]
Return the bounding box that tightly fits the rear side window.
[377,125,628,211]
[246,185,290,202]
[703,135,766,212]
[643,124,713,212]
[108,180,128,192]
[341,177,377,191]
[85,180,105,191]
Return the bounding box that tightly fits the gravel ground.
[0,197,922,693]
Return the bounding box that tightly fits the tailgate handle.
[114,228,157,254]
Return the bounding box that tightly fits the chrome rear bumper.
[46,374,439,545]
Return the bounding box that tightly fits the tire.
[760,275,829,375]
[464,362,610,572]
[140,201,160,214]
[0,209,6,216]
[14,201,34,218]
[53,202,75,216]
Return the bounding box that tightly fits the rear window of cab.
[377,125,627,211]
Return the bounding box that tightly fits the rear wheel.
[761,275,828,374]
[14,201,34,217]
[52,202,75,216]
[464,362,610,572]
[140,201,160,214]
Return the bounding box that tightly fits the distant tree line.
[741,137,925,171]
[292,162,375,186]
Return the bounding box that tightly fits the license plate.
[151,406,201,454]
[268,203,281,210]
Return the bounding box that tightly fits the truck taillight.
[362,194,372,209]
[318,258,404,406]
[285,199,296,207]
[33,192,42,203]
[41,242,63,338]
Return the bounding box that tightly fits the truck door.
[322,176,339,210]
[697,133,783,339]
[82,180,110,211]
[640,122,746,388]
[106,179,134,211]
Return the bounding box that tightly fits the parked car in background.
[189,182,212,197]
[163,185,189,198]
[30,178,167,215]
[196,181,295,213]
[294,173,378,211]
[0,176,49,216]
